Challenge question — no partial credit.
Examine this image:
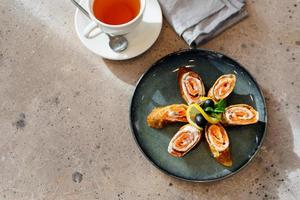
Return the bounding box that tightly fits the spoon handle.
[70,0,90,19]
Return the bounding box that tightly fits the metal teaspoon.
[71,0,128,52]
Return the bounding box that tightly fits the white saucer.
[74,0,162,60]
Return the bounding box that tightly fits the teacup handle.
[84,21,103,39]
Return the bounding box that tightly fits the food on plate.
[222,104,259,125]
[178,67,205,105]
[201,99,215,111]
[195,113,207,127]
[145,68,259,165]
[168,124,202,157]
[208,74,236,101]
[198,98,227,122]
[205,124,232,167]
[147,104,188,128]
[186,104,220,128]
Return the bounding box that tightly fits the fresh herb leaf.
[211,113,222,120]
[214,108,225,113]
[205,107,214,112]
[203,99,226,121]
[214,99,227,110]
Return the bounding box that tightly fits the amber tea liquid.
[93,0,140,25]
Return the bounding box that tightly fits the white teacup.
[84,0,146,39]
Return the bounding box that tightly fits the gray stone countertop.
[0,0,299,199]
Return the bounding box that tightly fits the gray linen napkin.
[158,0,247,46]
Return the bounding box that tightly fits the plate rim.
[129,48,268,182]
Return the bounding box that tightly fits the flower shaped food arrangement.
[147,67,259,167]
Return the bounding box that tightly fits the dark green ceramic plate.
[130,49,267,182]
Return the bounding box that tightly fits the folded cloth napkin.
[158,0,247,46]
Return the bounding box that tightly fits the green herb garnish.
[205,107,214,113]
[206,99,227,118]
[215,99,227,110]
[211,113,222,120]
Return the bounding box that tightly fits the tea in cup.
[84,0,146,38]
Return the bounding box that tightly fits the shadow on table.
[103,21,188,86]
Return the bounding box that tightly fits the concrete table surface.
[1,0,300,199]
